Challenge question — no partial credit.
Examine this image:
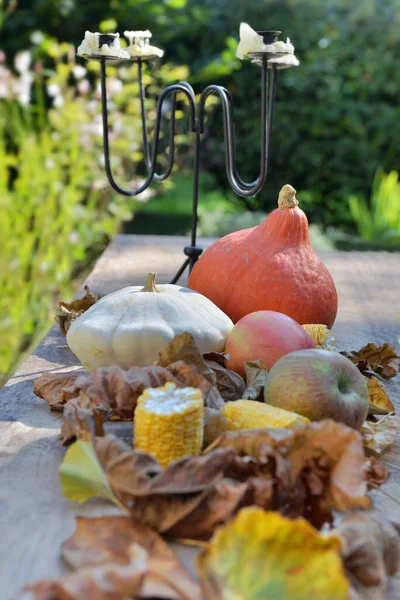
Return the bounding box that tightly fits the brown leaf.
[206,420,370,527]
[61,392,110,446]
[61,515,201,600]
[365,456,390,488]
[242,360,268,400]
[203,351,228,366]
[366,376,395,415]
[167,361,212,400]
[156,332,224,408]
[167,479,248,540]
[203,407,228,448]
[94,435,235,533]
[65,364,184,420]
[56,285,101,335]
[337,511,400,592]
[362,415,400,455]
[33,371,81,410]
[341,343,400,380]
[205,360,246,402]
[25,549,147,600]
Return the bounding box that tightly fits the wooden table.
[1,234,400,600]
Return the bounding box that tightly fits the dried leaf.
[60,391,110,445]
[242,359,268,400]
[156,332,224,408]
[206,420,371,526]
[205,360,246,402]
[167,361,212,399]
[62,516,201,600]
[197,507,349,600]
[25,557,147,600]
[33,371,81,410]
[362,415,400,455]
[341,343,400,380]
[203,351,228,366]
[366,376,395,415]
[167,479,248,540]
[64,364,182,421]
[203,407,228,448]
[59,439,124,509]
[365,456,390,488]
[56,285,101,335]
[337,511,400,593]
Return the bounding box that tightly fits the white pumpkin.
[66,273,234,371]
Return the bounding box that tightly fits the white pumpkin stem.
[278,184,299,209]
[141,272,162,293]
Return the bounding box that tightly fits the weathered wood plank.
[1,234,400,599]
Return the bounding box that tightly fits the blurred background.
[1,0,400,385]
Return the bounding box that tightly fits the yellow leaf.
[366,376,395,415]
[59,440,125,509]
[197,507,349,600]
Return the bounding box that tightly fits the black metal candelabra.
[92,30,292,283]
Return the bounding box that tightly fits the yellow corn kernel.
[222,399,310,431]
[134,382,204,468]
[301,324,337,350]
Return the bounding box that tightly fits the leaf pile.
[59,419,384,537]
[56,285,101,335]
[26,515,201,600]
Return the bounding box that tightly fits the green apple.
[264,349,369,430]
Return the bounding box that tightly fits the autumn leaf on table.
[205,360,246,402]
[33,371,81,410]
[64,364,184,420]
[242,359,269,400]
[341,342,400,380]
[56,285,101,335]
[362,414,400,455]
[197,507,349,600]
[366,375,395,415]
[156,332,224,408]
[336,511,400,597]
[207,420,371,527]
[59,438,125,509]
[61,516,202,600]
[60,391,110,445]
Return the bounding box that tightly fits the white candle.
[124,30,164,58]
[77,31,130,60]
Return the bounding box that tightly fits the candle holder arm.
[198,63,277,198]
[100,59,196,197]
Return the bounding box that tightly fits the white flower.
[236,23,295,60]
[30,31,44,45]
[268,54,300,69]
[14,51,31,74]
[47,82,61,97]
[108,77,123,95]
[72,65,86,79]
[53,95,64,108]
[77,79,90,95]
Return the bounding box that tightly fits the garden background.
[1,0,400,386]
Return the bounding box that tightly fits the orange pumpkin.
[188,184,338,327]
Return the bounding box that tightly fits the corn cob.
[222,399,310,431]
[301,324,337,351]
[134,382,204,467]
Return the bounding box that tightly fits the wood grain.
[1,234,399,599]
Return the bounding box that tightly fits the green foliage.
[349,170,400,244]
[0,37,190,384]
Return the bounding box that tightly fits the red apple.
[225,310,315,377]
[264,349,369,430]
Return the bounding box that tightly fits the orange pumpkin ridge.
[188,184,338,327]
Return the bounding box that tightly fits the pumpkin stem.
[278,184,299,209]
[141,273,163,293]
